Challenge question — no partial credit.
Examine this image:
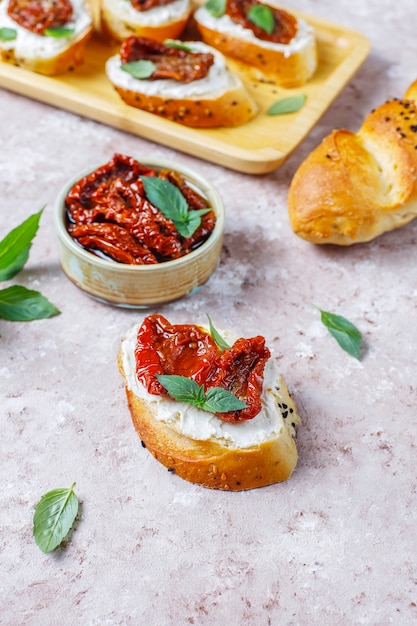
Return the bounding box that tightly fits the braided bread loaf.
[287,79,417,245]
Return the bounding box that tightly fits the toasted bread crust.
[195,20,317,87]
[100,3,191,43]
[111,80,258,127]
[118,350,299,491]
[288,85,417,244]
[0,25,93,75]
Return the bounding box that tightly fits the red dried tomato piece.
[135,315,219,395]
[8,0,73,35]
[120,37,214,83]
[226,0,298,44]
[206,336,270,422]
[68,223,158,264]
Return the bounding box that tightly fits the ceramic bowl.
[54,158,224,307]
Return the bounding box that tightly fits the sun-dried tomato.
[120,37,214,83]
[134,315,270,421]
[131,0,175,12]
[226,0,298,44]
[205,336,270,422]
[64,154,215,264]
[135,315,219,395]
[8,0,73,35]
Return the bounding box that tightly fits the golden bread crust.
[195,20,317,87]
[111,81,258,127]
[0,25,93,75]
[100,4,191,43]
[118,350,299,491]
[288,83,417,244]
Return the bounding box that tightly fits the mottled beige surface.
[1,1,417,624]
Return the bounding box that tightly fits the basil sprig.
[33,483,79,553]
[44,27,75,38]
[205,0,226,18]
[206,313,230,351]
[141,176,211,238]
[121,60,156,79]
[0,210,60,321]
[267,94,307,116]
[164,39,192,52]
[317,307,362,359]
[0,27,17,42]
[156,374,247,413]
[248,5,275,35]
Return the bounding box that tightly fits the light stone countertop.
[1,1,417,624]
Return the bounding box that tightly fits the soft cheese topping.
[102,0,189,26]
[0,0,92,58]
[195,5,314,57]
[106,40,236,98]
[121,324,299,449]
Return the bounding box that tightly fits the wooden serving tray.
[0,8,370,174]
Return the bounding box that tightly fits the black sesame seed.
[410,125,417,132]
[289,408,294,414]
[282,403,288,409]
[141,440,146,448]
[282,410,288,418]
[167,467,175,472]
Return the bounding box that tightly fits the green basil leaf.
[141,176,210,238]
[178,208,211,239]
[33,483,79,553]
[205,0,226,17]
[203,387,247,413]
[44,27,75,38]
[206,313,230,351]
[317,307,362,359]
[156,374,247,413]
[248,5,275,35]
[164,39,192,52]
[0,210,43,281]
[0,285,60,321]
[156,374,202,404]
[121,60,156,79]
[0,27,17,42]
[267,94,307,116]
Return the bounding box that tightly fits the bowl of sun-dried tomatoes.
[54,154,225,307]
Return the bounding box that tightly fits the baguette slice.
[106,39,258,127]
[288,81,417,244]
[0,0,93,75]
[194,4,317,88]
[118,324,300,491]
[100,0,191,43]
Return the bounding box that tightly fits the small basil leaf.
[267,94,307,116]
[178,208,211,239]
[248,5,275,35]
[156,374,202,405]
[0,27,17,42]
[164,39,192,52]
[317,307,362,359]
[33,483,79,553]
[0,285,60,321]
[203,387,247,413]
[0,210,43,281]
[121,60,156,79]
[206,313,230,351]
[44,27,75,38]
[205,0,226,17]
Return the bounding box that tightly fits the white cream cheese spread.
[106,40,237,99]
[121,324,298,450]
[0,0,92,59]
[102,0,190,26]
